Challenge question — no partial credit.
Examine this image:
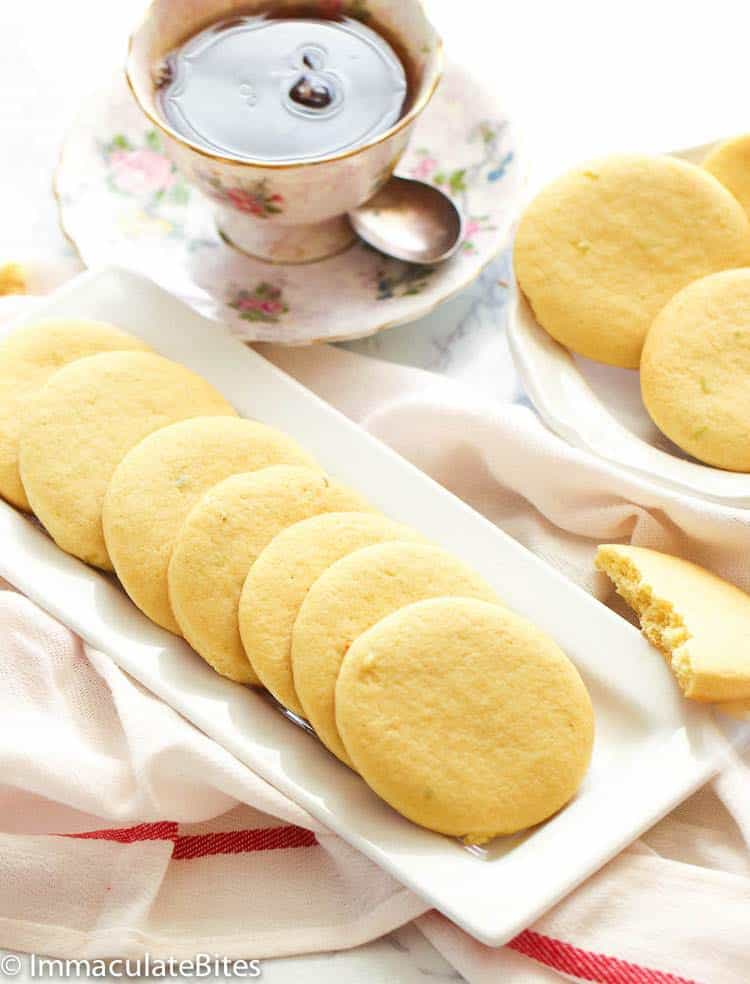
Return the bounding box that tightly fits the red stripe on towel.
[508,929,699,984]
[61,822,317,857]
[172,826,318,859]
[62,821,179,843]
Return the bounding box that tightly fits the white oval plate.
[507,140,750,506]
[0,267,723,947]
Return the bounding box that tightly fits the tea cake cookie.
[292,541,502,766]
[596,543,750,701]
[641,269,750,471]
[514,154,750,368]
[336,597,594,841]
[239,512,424,715]
[168,466,373,683]
[19,351,235,569]
[103,416,319,633]
[704,135,750,221]
[0,318,150,511]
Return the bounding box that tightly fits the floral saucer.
[55,64,522,343]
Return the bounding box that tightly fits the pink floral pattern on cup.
[229,283,289,323]
[197,172,284,218]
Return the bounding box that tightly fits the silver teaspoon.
[349,176,463,265]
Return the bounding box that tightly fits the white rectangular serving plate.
[0,267,724,946]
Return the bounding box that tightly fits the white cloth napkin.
[1,293,749,983]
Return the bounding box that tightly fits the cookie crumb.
[0,263,26,296]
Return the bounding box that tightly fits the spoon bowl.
[349,176,463,265]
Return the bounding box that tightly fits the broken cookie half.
[595,544,750,703]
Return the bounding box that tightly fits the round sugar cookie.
[335,597,594,842]
[641,268,750,471]
[103,416,319,634]
[239,512,424,715]
[19,351,236,569]
[291,541,502,766]
[513,154,750,368]
[168,466,373,683]
[704,135,750,221]
[0,318,150,511]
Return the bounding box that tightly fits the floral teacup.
[126,0,442,263]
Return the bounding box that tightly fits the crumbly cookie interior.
[595,547,695,695]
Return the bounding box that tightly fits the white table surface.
[2,0,749,978]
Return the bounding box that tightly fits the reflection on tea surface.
[157,13,409,163]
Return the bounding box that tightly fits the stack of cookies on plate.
[514,135,750,472]
[0,317,595,844]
